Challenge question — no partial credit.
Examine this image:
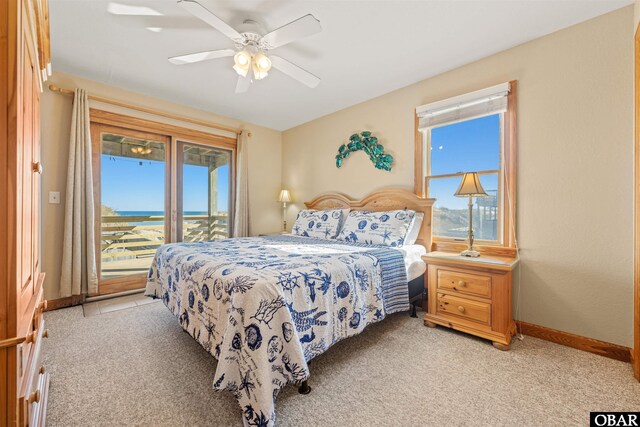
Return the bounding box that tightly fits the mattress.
[399,244,427,281]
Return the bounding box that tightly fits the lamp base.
[460,249,481,258]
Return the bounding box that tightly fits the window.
[415,82,516,252]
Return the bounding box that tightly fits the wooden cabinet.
[0,0,51,425]
[423,251,518,350]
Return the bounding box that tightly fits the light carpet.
[43,302,640,426]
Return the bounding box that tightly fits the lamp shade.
[278,190,292,203]
[454,172,488,197]
[233,50,251,77]
[252,52,271,80]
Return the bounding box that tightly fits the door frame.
[89,109,237,296]
[90,123,171,295]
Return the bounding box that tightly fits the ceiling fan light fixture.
[233,50,251,77]
[171,2,322,92]
[254,52,272,72]
[252,67,268,80]
[252,52,271,80]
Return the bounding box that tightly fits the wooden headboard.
[305,188,435,249]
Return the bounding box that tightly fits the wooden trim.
[305,188,435,250]
[98,275,146,295]
[503,81,517,249]
[0,1,11,425]
[415,81,518,256]
[44,294,84,311]
[431,240,518,258]
[49,84,247,137]
[33,0,50,78]
[90,109,237,150]
[519,321,631,363]
[634,23,640,379]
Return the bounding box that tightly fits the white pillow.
[337,209,416,247]
[404,212,424,245]
[292,209,344,239]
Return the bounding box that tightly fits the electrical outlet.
[48,191,60,204]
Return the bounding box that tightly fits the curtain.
[59,88,98,297]
[232,130,250,237]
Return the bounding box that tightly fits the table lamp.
[454,172,488,257]
[278,190,292,233]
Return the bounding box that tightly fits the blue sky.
[430,113,500,209]
[101,114,496,213]
[101,155,229,212]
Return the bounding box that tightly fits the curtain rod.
[48,84,250,137]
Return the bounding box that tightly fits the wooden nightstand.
[423,251,519,350]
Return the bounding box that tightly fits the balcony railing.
[100,214,228,265]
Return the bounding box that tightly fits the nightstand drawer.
[437,269,491,298]
[437,293,491,325]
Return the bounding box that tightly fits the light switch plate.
[49,191,60,204]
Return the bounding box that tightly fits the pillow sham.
[292,209,345,239]
[404,212,424,245]
[337,209,416,247]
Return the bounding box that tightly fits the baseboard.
[518,321,631,363]
[45,295,84,312]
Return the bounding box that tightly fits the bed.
[145,189,434,426]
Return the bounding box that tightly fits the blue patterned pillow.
[292,209,345,239]
[337,209,416,247]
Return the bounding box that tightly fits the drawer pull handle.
[42,329,49,339]
[28,390,40,404]
[458,281,466,287]
[457,306,466,313]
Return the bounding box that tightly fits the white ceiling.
[50,0,631,131]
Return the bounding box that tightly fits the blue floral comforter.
[145,235,409,426]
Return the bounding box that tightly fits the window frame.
[89,109,237,295]
[414,81,517,256]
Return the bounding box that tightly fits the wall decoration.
[335,131,393,171]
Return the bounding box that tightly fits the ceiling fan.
[169,0,322,93]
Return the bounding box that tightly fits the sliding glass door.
[90,115,236,296]
[177,141,233,242]
[93,125,170,294]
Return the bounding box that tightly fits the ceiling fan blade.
[270,55,320,88]
[168,48,235,65]
[235,75,251,94]
[178,0,243,42]
[260,14,321,49]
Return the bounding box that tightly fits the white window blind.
[416,82,510,130]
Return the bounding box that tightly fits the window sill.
[431,240,517,258]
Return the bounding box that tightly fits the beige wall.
[41,72,282,301]
[283,7,634,346]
